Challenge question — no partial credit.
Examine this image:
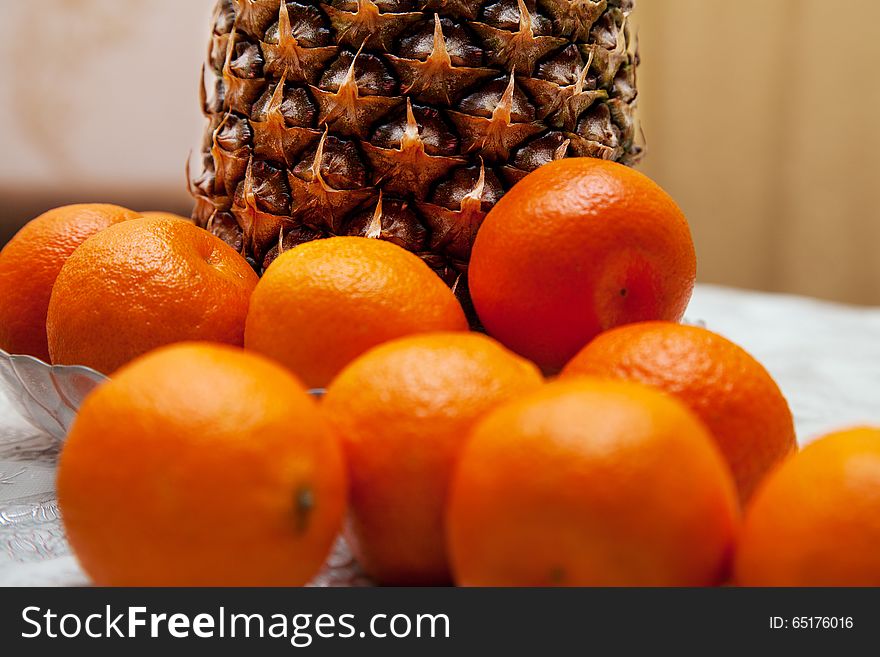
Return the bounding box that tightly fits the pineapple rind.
[192,0,641,280]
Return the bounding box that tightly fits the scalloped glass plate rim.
[0,348,107,442]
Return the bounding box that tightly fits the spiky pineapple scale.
[191,0,641,283]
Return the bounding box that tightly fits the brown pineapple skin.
[191,0,641,282]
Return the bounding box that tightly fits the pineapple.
[191,0,641,288]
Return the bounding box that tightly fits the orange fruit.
[47,217,258,374]
[57,343,347,586]
[323,332,543,584]
[245,236,468,389]
[735,427,880,587]
[562,321,797,503]
[469,158,696,372]
[447,378,740,586]
[0,204,139,360]
[139,211,195,223]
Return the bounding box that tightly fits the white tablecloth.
[2,284,879,586]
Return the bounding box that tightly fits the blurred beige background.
[635,0,880,306]
[0,0,878,305]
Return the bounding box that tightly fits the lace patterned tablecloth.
[1,284,878,586]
